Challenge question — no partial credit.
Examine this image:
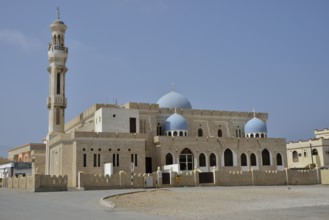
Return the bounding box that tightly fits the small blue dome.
[245,117,267,134]
[157,91,192,109]
[164,113,188,132]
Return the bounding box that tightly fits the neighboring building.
[8,143,46,175]
[42,16,287,188]
[0,162,32,178]
[287,128,329,169]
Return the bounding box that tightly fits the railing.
[48,45,68,53]
[47,97,67,107]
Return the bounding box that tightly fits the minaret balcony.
[48,45,68,53]
[47,97,67,108]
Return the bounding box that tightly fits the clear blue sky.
[0,0,328,157]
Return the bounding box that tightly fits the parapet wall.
[3,174,67,192]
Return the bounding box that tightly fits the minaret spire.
[57,7,61,20]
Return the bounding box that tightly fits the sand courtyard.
[106,185,329,220]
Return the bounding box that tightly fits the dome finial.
[171,82,175,91]
[252,108,256,117]
[57,7,61,20]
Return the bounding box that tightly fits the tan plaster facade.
[287,128,329,168]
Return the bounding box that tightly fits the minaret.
[47,8,68,134]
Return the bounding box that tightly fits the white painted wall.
[95,107,140,133]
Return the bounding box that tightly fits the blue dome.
[245,117,267,134]
[164,113,188,132]
[157,91,192,109]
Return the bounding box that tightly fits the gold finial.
[57,7,61,20]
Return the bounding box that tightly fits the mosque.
[41,15,287,187]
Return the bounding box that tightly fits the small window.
[276,153,283,166]
[218,129,222,137]
[292,151,298,162]
[93,154,97,167]
[56,73,61,95]
[130,117,136,133]
[198,128,203,137]
[166,153,173,165]
[210,153,216,167]
[241,153,247,166]
[312,149,318,156]
[199,153,206,167]
[251,153,257,166]
[83,154,87,167]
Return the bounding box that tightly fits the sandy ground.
[107,185,329,220]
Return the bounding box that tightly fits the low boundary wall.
[2,169,328,191]
[3,174,67,192]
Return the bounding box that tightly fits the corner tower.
[47,11,68,134]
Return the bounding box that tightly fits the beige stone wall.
[4,174,67,191]
[80,172,159,189]
[320,170,329,184]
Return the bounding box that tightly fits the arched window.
[179,131,183,136]
[292,151,298,162]
[250,134,254,138]
[166,153,173,165]
[198,128,203,137]
[312,149,318,156]
[261,133,265,138]
[262,149,271,166]
[218,129,222,137]
[241,153,247,166]
[173,131,178,136]
[224,149,233,167]
[185,131,187,136]
[168,131,172,136]
[255,133,259,138]
[56,73,61,94]
[276,153,283,166]
[210,153,216,167]
[250,153,257,166]
[180,148,194,171]
[199,153,206,167]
